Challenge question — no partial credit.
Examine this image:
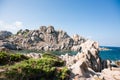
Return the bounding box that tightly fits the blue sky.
[0,0,120,46]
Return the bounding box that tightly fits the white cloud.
[0,21,23,34]
[14,21,23,28]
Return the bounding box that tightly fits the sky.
[0,0,120,46]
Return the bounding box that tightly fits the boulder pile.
[0,26,87,51]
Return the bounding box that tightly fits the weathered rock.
[60,39,103,79]
[100,68,120,80]
[3,42,17,50]
[0,31,12,40]
[71,45,81,51]
[39,26,47,32]
[115,60,120,67]
[58,30,69,42]
[25,53,41,59]
[70,59,96,79]
[44,33,58,44]
[46,26,55,34]
[0,40,18,50]
[102,60,111,69]
[0,26,96,53]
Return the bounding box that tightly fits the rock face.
[0,26,87,51]
[60,39,120,80]
[61,40,102,71]
[0,31,12,40]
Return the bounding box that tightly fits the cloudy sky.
[0,0,120,46]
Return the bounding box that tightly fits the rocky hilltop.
[0,26,86,51]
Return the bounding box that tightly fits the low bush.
[0,51,29,65]
[0,51,9,64]
[42,52,65,66]
[3,53,70,80]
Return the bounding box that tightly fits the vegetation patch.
[0,51,29,65]
[0,52,70,80]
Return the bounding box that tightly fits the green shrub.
[55,67,70,80]
[4,58,55,80]
[0,51,9,64]
[10,53,28,62]
[0,51,29,65]
[3,53,69,80]
[42,52,64,66]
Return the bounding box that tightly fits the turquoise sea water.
[99,46,120,61]
[14,46,120,61]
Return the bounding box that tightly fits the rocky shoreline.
[0,26,120,80]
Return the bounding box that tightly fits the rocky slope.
[0,26,86,51]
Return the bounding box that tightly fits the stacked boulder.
[6,26,86,51]
[0,31,18,51]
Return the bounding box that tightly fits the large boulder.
[25,53,41,59]
[70,59,96,79]
[39,26,47,32]
[0,40,19,50]
[46,26,55,34]
[60,40,103,79]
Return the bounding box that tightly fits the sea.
[100,46,120,61]
[14,46,120,61]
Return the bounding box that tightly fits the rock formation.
[0,31,19,51]
[0,26,87,51]
[0,31,12,40]
[0,25,119,80]
[60,39,120,80]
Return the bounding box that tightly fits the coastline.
[0,27,120,80]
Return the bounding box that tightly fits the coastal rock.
[8,26,86,51]
[0,40,18,50]
[71,45,81,51]
[115,60,120,67]
[60,39,103,79]
[2,42,17,50]
[39,26,47,32]
[0,31,12,40]
[25,53,41,59]
[46,26,55,34]
[78,40,101,72]
[72,34,86,45]
[100,68,120,80]
[102,60,111,69]
[70,59,95,78]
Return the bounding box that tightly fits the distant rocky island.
[99,47,111,51]
[0,26,120,80]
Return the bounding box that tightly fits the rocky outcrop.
[60,40,102,71]
[59,39,120,80]
[0,26,86,51]
[60,39,114,79]
[0,31,12,40]
[24,53,41,59]
[0,26,119,80]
